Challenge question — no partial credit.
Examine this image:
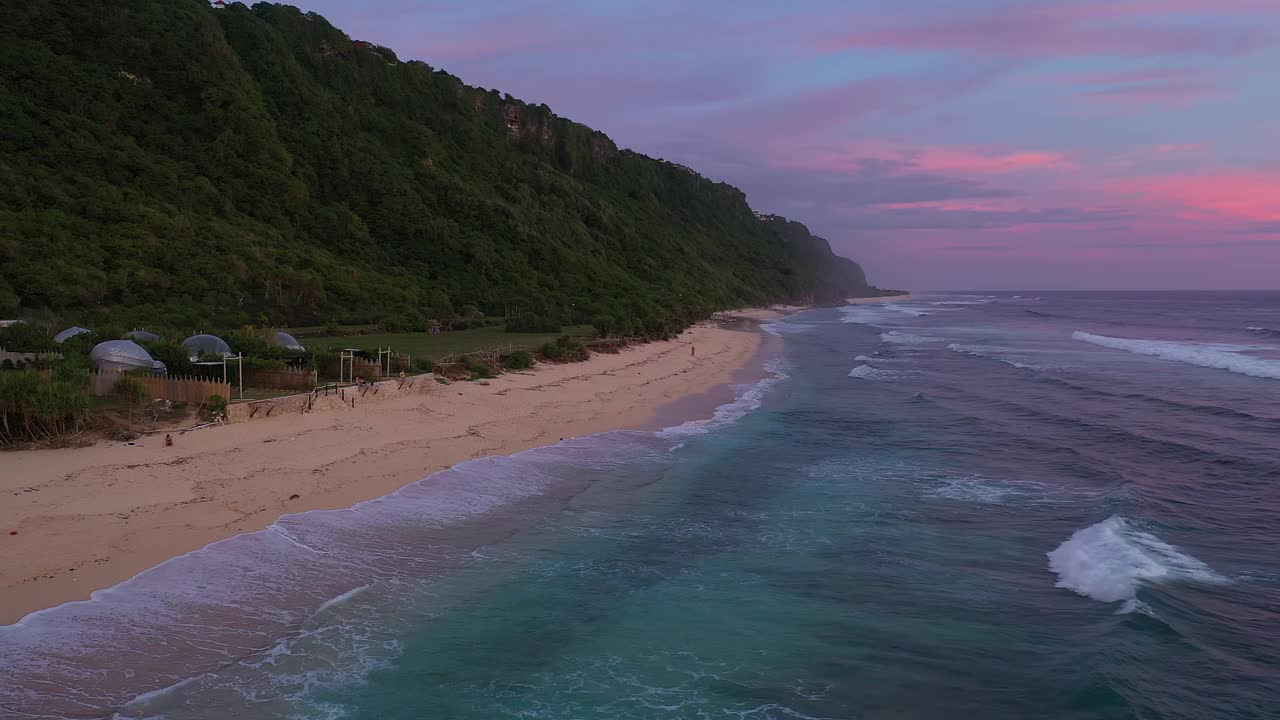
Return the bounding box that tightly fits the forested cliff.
[0,0,891,331]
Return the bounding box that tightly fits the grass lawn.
[309,325,598,360]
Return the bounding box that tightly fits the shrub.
[324,320,341,336]
[114,376,149,423]
[51,354,91,385]
[505,313,561,333]
[113,376,148,405]
[414,356,435,372]
[501,350,535,371]
[461,355,495,379]
[592,315,618,338]
[538,335,589,363]
[0,323,56,353]
[0,371,89,443]
[242,356,285,372]
[202,394,228,420]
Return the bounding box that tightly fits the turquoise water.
[4,292,1280,719]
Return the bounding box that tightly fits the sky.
[294,0,1280,290]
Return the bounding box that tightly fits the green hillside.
[0,0,889,335]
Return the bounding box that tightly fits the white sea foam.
[847,364,895,381]
[657,357,788,438]
[880,331,940,345]
[760,321,817,336]
[315,584,372,614]
[947,343,1036,369]
[837,305,896,326]
[1047,516,1226,612]
[926,476,1019,503]
[1072,331,1280,380]
[925,475,1085,505]
[930,300,991,306]
[888,305,929,317]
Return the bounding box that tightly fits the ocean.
[3,291,1279,719]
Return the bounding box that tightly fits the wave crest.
[880,331,940,345]
[848,364,895,381]
[1072,331,1280,380]
[1047,516,1226,612]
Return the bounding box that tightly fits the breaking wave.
[1047,516,1226,613]
[1071,331,1280,380]
[880,331,940,345]
[848,364,896,381]
[658,358,788,438]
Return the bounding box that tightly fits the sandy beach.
[0,309,796,625]
[846,293,912,304]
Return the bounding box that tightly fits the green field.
[308,325,597,360]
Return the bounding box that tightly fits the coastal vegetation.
[0,0,900,446]
[0,0,889,336]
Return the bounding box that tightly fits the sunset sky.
[297,0,1280,290]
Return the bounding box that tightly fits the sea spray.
[1047,516,1226,612]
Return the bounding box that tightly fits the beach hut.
[270,331,305,351]
[53,326,92,343]
[89,340,164,373]
[181,333,233,360]
[125,330,161,343]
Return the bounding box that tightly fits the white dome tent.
[53,326,92,343]
[181,334,233,360]
[89,340,165,374]
[125,330,161,343]
[270,331,305,352]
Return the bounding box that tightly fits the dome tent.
[53,326,91,343]
[181,334,232,359]
[125,330,161,343]
[90,340,164,373]
[270,331,305,351]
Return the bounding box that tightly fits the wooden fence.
[90,370,230,404]
[323,358,383,380]
[244,366,318,390]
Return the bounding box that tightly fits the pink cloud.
[906,147,1074,174]
[1112,172,1280,221]
[770,142,1072,177]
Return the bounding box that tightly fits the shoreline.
[846,293,912,304]
[0,308,796,625]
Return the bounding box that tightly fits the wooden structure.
[244,366,318,390]
[90,370,230,404]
